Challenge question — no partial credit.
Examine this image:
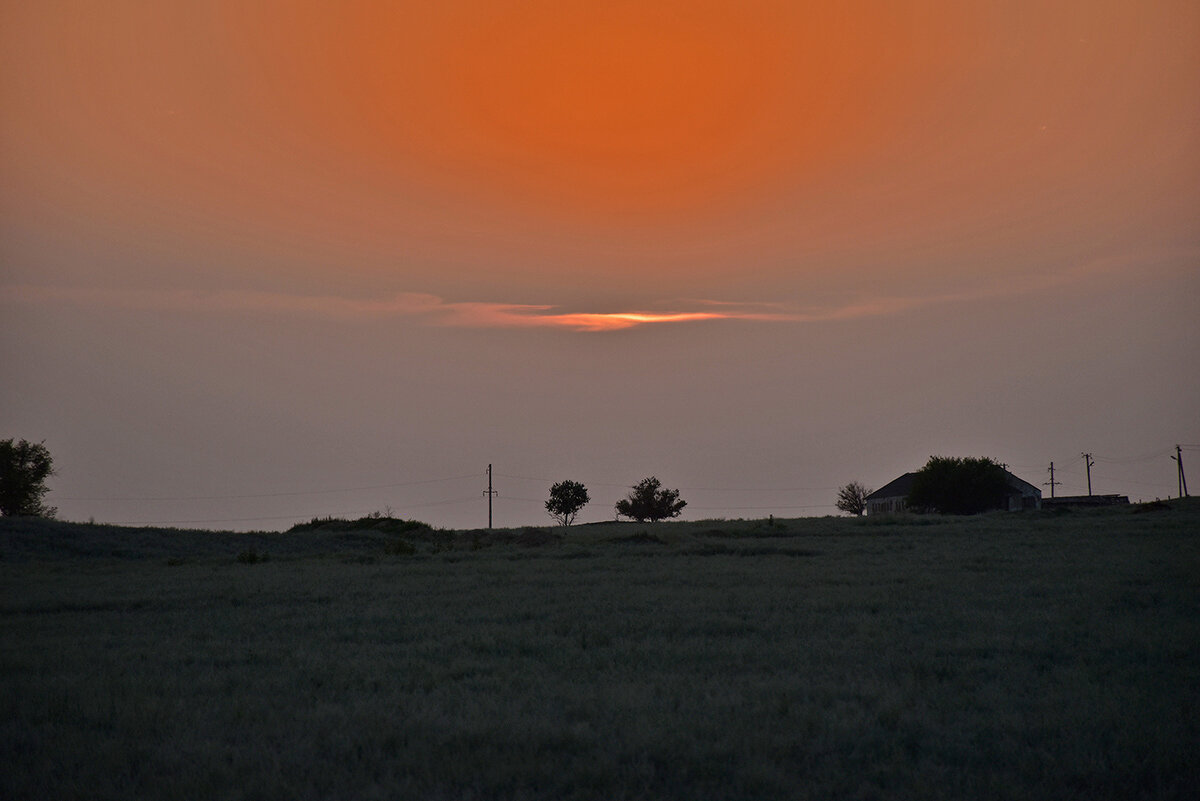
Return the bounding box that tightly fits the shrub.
[835,482,872,516]
[615,477,686,523]
[907,456,1010,515]
[288,515,431,534]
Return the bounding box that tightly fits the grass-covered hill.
[3,498,1196,563]
[2,500,1197,800]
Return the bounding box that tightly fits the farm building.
[1042,494,1129,509]
[865,469,1042,515]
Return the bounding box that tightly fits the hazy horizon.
[3,1,1197,530]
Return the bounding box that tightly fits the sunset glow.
[2,7,1198,797]
[1,0,1197,530]
[243,1,965,217]
[1,285,790,331]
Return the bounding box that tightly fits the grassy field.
[2,503,1198,800]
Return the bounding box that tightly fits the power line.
[495,473,630,489]
[497,494,837,511]
[1117,477,1180,489]
[681,484,840,491]
[107,512,335,526]
[1049,458,1082,474]
[103,496,481,527]
[389,496,480,510]
[689,503,837,511]
[1093,449,1169,464]
[494,472,837,493]
[57,473,480,502]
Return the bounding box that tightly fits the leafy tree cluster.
[615,476,686,522]
[835,481,872,516]
[543,476,686,525]
[545,480,590,526]
[0,438,57,518]
[907,456,1011,515]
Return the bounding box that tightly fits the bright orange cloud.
[0,286,773,331]
[6,249,1159,332]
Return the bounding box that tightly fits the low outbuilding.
[865,469,1042,515]
[1041,494,1129,509]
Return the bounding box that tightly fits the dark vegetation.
[0,438,56,518]
[615,475,687,522]
[2,500,1197,800]
[907,455,1012,514]
[287,511,431,535]
[545,479,590,525]
[835,480,871,515]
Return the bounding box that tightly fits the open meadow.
[2,504,1198,800]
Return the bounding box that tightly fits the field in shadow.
[1,501,1197,800]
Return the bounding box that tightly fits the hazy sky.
[3,1,1197,529]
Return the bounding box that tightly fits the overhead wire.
[107,512,337,526]
[106,495,481,527]
[689,503,837,511]
[63,445,1196,527]
[495,473,631,489]
[494,472,837,493]
[1093,449,1171,464]
[57,473,481,502]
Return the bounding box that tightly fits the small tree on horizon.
[545,480,590,526]
[835,481,872,516]
[615,476,686,523]
[0,438,57,518]
[906,455,1010,515]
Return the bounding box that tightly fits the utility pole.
[484,464,497,529]
[1044,462,1061,499]
[1171,445,1189,498]
[1082,453,1094,496]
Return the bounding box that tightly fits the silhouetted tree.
[615,476,686,522]
[545,480,590,526]
[835,481,872,516]
[0,438,57,517]
[906,456,1010,515]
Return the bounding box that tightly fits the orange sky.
[1,1,1198,528]
[5,0,1195,299]
[246,1,970,215]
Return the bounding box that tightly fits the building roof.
[865,468,1042,501]
[865,472,918,501]
[1003,472,1041,496]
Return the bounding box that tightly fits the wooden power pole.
[1044,462,1061,499]
[484,464,498,528]
[1082,453,1094,496]
[1171,445,1189,498]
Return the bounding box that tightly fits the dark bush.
[907,456,1010,515]
[288,514,431,534]
[615,477,686,522]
